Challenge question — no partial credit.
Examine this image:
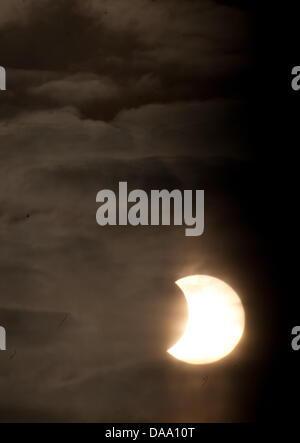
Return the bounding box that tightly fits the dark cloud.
[0,0,267,423]
[0,0,250,120]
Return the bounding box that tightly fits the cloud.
[0,0,249,120]
[0,0,265,423]
[0,100,248,172]
[0,0,34,27]
[30,74,121,106]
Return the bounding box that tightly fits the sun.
[167,275,245,364]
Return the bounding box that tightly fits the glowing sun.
[167,275,245,364]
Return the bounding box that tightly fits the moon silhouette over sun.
[167,275,245,364]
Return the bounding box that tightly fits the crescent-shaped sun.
[167,275,245,364]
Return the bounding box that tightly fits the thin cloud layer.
[0,0,250,119]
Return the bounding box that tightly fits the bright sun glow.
[167,275,245,364]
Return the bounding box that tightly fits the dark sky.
[0,0,275,422]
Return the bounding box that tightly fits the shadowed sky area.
[0,0,274,422]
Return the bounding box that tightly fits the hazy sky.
[0,0,269,422]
